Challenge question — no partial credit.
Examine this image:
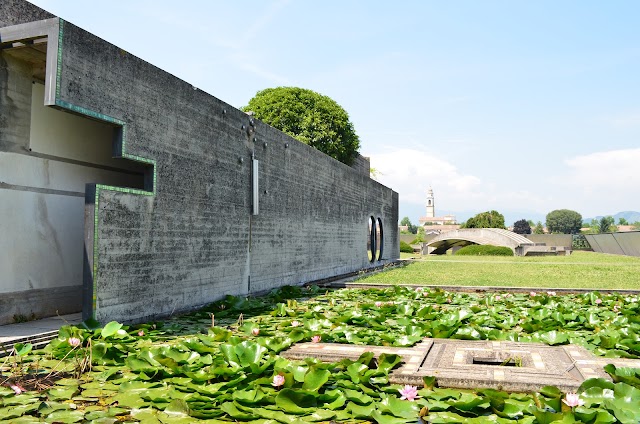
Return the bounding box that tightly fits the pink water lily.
[68,337,81,347]
[291,320,301,327]
[547,291,556,296]
[252,328,260,336]
[562,392,584,407]
[495,295,501,301]
[374,301,383,307]
[530,291,537,296]
[311,335,321,343]
[138,330,145,336]
[10,383,25,395]
[272,374,285,387]
[398,385,420,401]
[595,298,602,305]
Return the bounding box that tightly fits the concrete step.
[0,330,59,357]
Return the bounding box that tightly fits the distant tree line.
[401,209,640,238]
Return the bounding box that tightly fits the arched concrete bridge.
[425,228,535,256]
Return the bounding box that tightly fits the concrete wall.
[584,232,640,257]
[1,54,148,323]
[524,234,572,248]
[0,2,399,324]
[399,234,416,244]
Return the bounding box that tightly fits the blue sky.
[31,0,640,224]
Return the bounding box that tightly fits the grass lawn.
[379,251,640,290]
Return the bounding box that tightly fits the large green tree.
[545,209,583,234]
[461,210,506,229]
[243,87,360,165]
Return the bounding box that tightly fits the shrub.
[455,245,513,256]
[400,241,414,253]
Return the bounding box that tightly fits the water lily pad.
[100,321,124,339]
[275,389,317,414]
[220,402,259,421]
[302,367,330,391]
[46,386,79,401]
[370,409,414,424]
[44,409,85,423]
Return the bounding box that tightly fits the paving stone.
[281,338,640,392]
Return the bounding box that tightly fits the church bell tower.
[426,187,435,218]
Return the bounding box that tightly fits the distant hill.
[584,211,640,224]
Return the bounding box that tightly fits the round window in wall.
[368,216,376,262]
[376,217,384,261]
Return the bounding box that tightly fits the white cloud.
[564,148,640,190]
[368,147,560,218]
[368,148,481,208]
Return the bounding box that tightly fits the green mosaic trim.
[94,184,154,197]
[55,19,64,99]
[54,25,157,318]
[92,189,100,318]
[55,99,125,125]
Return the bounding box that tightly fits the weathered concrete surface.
[282,339,640,392]
[0,0,53,27]
[0,286,80,324]
[0,1,399,325]
[524,234,572,248]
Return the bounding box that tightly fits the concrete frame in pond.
[0,1,399,325]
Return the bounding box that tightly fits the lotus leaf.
[46,386,79,401]
[317,388,347,410]
[274,389,318,414]
[378,395,421,419]
[341,388,374,405]
[100,321,124,339]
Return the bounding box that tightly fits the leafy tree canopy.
[243,87,360,165]
[412,226,426,243]
[618,217,628,225]
[533,221,545,234]
[599,216,617,233]
[512,219,532,235]
[583,219,600,234]
[400,217,418,234]
[545,209,583,234]
[461,210,506,229]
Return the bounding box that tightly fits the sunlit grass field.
[369,251,640,290]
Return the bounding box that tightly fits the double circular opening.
[368,216,384,262]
